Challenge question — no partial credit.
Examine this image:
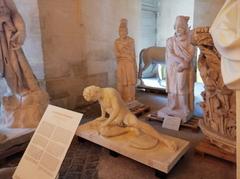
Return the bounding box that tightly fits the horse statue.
[138,46,166,80]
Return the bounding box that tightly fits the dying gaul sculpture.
[158,16,195,122]
[83,85,178,151]
[191,27,236,154]
[0,0,48,134]
[114,19,137,102]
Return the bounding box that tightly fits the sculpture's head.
[119,18,128,39]
[83,85,101,102]
[174,16,190,38]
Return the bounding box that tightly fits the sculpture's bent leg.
[99,125,139,137]
[125,114,178,151]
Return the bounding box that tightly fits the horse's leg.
[138,63,150,85]
[138,67,143,80]
[157,64,162,84]
[151,63,157,73]
[141,62,151,76]
[138,51,144,80]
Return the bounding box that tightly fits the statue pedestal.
[1,90,48,128]
[126,100,150,117]
[76,119,190,174]
[0,167,59,179]
[0,128,34,160]
[198,119,236,154]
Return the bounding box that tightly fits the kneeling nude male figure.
[83,86,178,152]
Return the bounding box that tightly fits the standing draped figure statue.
[114,18,137,102]
[158,16,195,123]
[0,0,48,132]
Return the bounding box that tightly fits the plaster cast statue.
[0,0,48,133]
[210,0,240,90]
[115,18,137,102]
[83,85,178,151]
[191,27,236,154]
[158,16,195,122]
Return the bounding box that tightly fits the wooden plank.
[195,139,236,163]
[136,85,167,95]
[0,142,28,160]
[127,101,150,117]
[0,128,34,160]
[131,106,150,117]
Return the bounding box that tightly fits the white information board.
[162,115,181,131]
[13,105,83,179]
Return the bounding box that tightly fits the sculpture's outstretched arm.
[167,52,184,64]
[181,47,194,63]
[114,41,121,60]
[132,39,136,60]
[166,39,184,64]
[132,40,138,78]
[96,101,107,121]
[101,95,120,127]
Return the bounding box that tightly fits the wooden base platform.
[127,100,150,117]
[146,112,200,132]
[76,119,190,174]
[0,128,34,160]
[195,139,236,163]
[137,85,167,95]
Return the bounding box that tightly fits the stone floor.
[0,91,236,179]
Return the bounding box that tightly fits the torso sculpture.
[115,19,137,102]
[191,27,236,154]
[83,86,178,151]
[158,16,195,122]
[0,0,48,131]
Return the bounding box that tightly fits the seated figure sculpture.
[158,16,195,123]
[83,85,178,152]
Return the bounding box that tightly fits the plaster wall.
[157,0,194,47]
[193,0,226,27]
[38,0,140,109]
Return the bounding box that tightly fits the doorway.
[139,0,162,89]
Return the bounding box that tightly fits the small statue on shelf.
[158,16,195,123]
[83,85,178,152]
[0,0,48,132]
[114,18,137,103]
